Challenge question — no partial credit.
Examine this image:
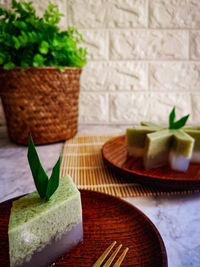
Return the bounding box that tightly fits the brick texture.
[110,93,151,123]
[79,92,108,123]
[110,30,188,60]
[150,0,200,29]
[81,61,147,91]
[149,62,200,91]
[0,0,200,126]
[190,31,200,60]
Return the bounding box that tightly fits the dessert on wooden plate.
[126,107,200,172]
[8,137,83,267]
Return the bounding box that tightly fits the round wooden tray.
[0,190,167,266]
[102,135,200,190]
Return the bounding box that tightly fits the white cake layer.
[127,146,144,158]
[14,222,83,267]
[169,151,190,172]
[191,151,200,163]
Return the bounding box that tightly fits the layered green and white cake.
[126,108,200,172]
[126,126,159,158]
[8,137,83,267]
[8,175,83,267]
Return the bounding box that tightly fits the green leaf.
[0,7,7,17]
[46,155,61,200]
[39,40,49,55]
[21,31,28,41]
[52,38,59,48]
[169,107,189,130]
[12,0,19,9]
[14,20,27,30]
[28,136,48,198]
[27,31,37,43]
[12,36,20,49]
[33,54,45,67]
[27,136,61,200]
[3,62,15,70]
[171,115,190,129]
[169,107,175,129]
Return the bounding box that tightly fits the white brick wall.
[1,0,200,126]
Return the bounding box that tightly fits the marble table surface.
[1,124,200,267]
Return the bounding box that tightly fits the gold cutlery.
[92,241,129,267]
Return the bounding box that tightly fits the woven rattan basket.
[0,67,82,145]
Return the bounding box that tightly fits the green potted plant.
[0,0,87,144]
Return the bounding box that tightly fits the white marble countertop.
[1,124,200,267]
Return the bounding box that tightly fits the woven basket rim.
[0,66,82,71]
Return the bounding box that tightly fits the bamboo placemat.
[60,134,200,197]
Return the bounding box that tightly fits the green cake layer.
[171,130,194,157]
[8,175,82,267]
[126,126,158,147]
[126,126,159,157]
[144,130,173,169]
[142,123,200,152]
[144,129,194,169]
[184,127,200,152]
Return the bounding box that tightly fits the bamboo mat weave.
[61,134,200,197]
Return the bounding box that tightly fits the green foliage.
[0,0,87,70]
[169,107,189,130]
[28,135,61,200]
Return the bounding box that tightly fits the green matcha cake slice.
[143,129,194,171]
[169,130,194,171]
[143,129,173,169]
[126,126,158,157]
[8,175,83,267]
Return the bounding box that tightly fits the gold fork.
[92,241,129,267]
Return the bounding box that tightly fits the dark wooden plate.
[0,190,167,267]
[102,135,200,190]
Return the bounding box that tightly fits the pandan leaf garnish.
[169,107,189,130]
[28,135,61,200]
